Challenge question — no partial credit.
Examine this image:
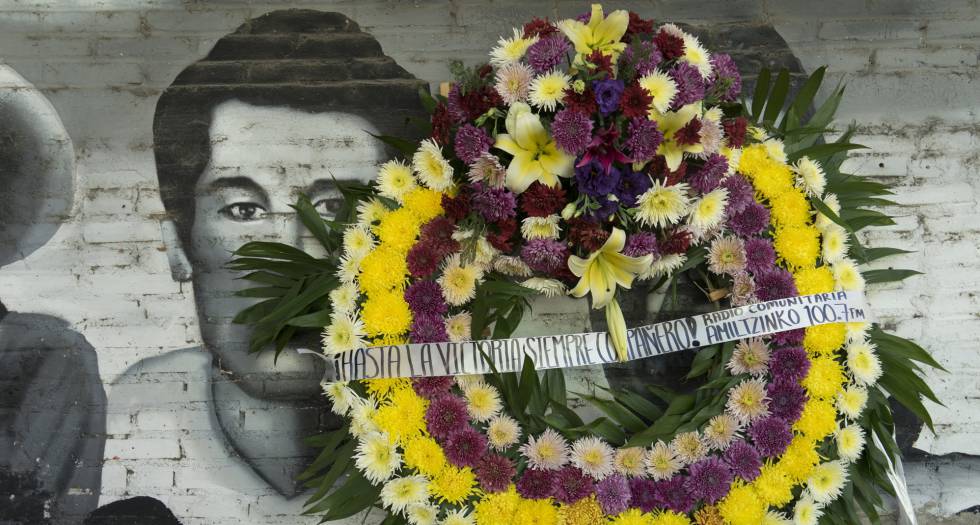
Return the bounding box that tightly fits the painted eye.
[219,202,268,221]
[313,198,344,218]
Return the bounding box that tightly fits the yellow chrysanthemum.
[403,435,447,477]
[651,510,692,525]
[736,144,769,175]
[769,189,811,227]
[717,482,765,525]
[358,245,408,295]
[363,378,410,402]
[777,436,821,482]
[374,385,428,443]
[377,160,417,202]
[376,208,422,254]
[638,71,677,114]
[474,485,521,525]
[836,384,869,419]
[557,496,604,525]
[803,322,847,355]
[794,398,838,440]
[752,462,793,507]
[429,465,477,505]
[794,266,836,296]
[513,498,558,525]
[362,289,413,337]
[772,225,821,269]
[802,355,846,399]
[610,508,655,525]
[402,187,445,224]
[749,164,796,201]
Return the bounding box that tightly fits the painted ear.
[160,219,193,282]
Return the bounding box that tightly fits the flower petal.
[600,227,627,254]
[567,254,592,277]
[593,9,629,46]
[589,261,614,308]
[538,146,574,178]
[494,134,522,156]
[513,112,547,151]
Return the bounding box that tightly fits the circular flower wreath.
[231,4,940,525]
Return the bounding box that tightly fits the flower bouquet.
[229,5,941,525]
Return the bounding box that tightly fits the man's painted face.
[189,100,384,399]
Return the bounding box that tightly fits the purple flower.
[723,440,763,481]
[516,468,558,500]
[654,475,695,514]
[588,195,620,222]
[593,79,625,115]
[767,379,807,422]
[425,395,469,441]
[553,466,594,504]
[405,280,448,316]
[410,313,448,343]
[521,239,569,274]
[709,53,742,102]
[685,457,734,504]
[412,376,454,399]
[615,167,653,207]
[749,416,793,457]
[596,474,631,515]
[527,35,570,73]
[476,454,516,493]
[744,238,776,274]
[720,174,755,214]
[669,62,705,109]
[444,426,488,468]
[624,118,663,163]
[575,159,621,197]
[772,328,805,346]
[621,40,663,77]
[769,346,810,383]
[688,154,728,193]
[578,126,631,175]
[454,124,493,164]
[728,201,771,238]
[552,109,594,155]
[628,477,659,512]
[755,268,798,301]
[624,232,658,257]
[471,182,517,222]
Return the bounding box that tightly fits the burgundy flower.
[404,280,448,316]
[444,426,488,467]
[624,118,663,163]
[755,268,798,301]
[522,17,557,39]
[527,35,569,74]
[425,395,469,441]
[563,87,598,115]
[410,313,449,344]
[471,182,517,222]
[407,241,444,278]
[521,182,567,217]
[728,201,771,238]
[723,117,748,148]
[441,193,471,222]
[620,83,654,119]
[660,229,692,255]
[553,466,594,504]
[583,50,614,77]
[567,218,610,253]
[772,328,805,346]
[625,12,655,36]
[454,124,493,164]
[476,454,516,493]
[688,154,728,194]
[744,238,776,275]
[577,125,631,175]
[673,118,702,146]
[521,239,569,274]
[767,379,807,422]
[654,29,684,60]
[628,477,659,512]
[488,218,517,252]
[430,102,452,145]
[624,233,658,257]
[654,475,695,514]
[516,468,558,500]
[420,216,459,251]
[412,377,454,400]
[551,109,594,155]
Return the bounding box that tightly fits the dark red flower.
[407,241,444,278]
[568,218,610,253]
[620,83,653,119]
[577,125,631,175]
[647,155,688,186]
[521,182,567,217]
[448,84,503,124]
[584,50,614,77]
[476,454,516,493]
[674,118,702,146]
[477,63,494,78]
[441,193,471,222]
[723,117,748,148]
[488,218,518,252]
[625,12,655,36]
[430,102,452,146]
[660,229,692,255]
[563,87,599,115]
[419,216,460,254]
[654,29,684,60]
[522,17,557,39]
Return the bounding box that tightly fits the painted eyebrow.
[308,179,341,195]
[206,176,270,202]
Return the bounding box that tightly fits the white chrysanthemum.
[646,440,682,480]
[763,138,787,164]
[703,106,723,123]
[343,226,376,261]
[521,214,561,240]
[487,414,522,451]
[793,495,823,525]
[836,424,866,463]
[463,381,503,422]
[702,413,742,450]
[793,156,826,197]
[749,126,768,142]
[687,188,729,235]
[329,282,359,316]
[836,384,869,419]
[726,378,770,422]
[355,432,401,484]
[845,321,871,343]
[640,253,686,280]
[349,397,380,437]
[570,436,615,480]
[763,510,793,525]
[337,254,360,284]
[613,447,647,477]
[638,70,678,114]
[529,70,571,112]
[727,337,771,376]
[670,431,708,464]
[723,146,742,174]
[681,34,712,79]
[846,341,883,386]
[634,181,691,228]
[833,259,865,292]
[377,160,417,202]
[445,312,472,342]
[412,139,454,191]
[493,255,533,277]
[806,460,848,504]
[519,428,570,470]
[380,475,429,514]
[322,381,358,416]
[814,193,841,231]
[438,253,484,306]
[356,197,388,227]
[489,28,538,67]
[322,312,367,355]
[474,236,499,269]
[698,117,723,156]
[520,277,567,298]
[659,23,687,38]
[441,508,475,525]
[821,225,849,263]
[406,503,439,525]
[455,374,484,390]
[495,62,534,105]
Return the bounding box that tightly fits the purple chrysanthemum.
[749,416,793,457]
[767,379,808,422]
[454,124,493,164]
[410,313,448,343]
[404,280,448,316]
[624,118,663,163]
[552,109,594,155]
[720,174,756,214]
[516,468,558,500]
[593,79,625,115]
[575,159,622,197]
[553,466,595,504]
[755,268,798,301]
[615,167,653,207]
[476,454,516,493]
[425,395,470,441]
[444,426,488,468]
[723,440,763,481]
[728,201,771,238]
[769,346,811,383]
[628,477,659,512]
[772,328,805,346]
[411,376,454,399]
[624,232,659,257]
[471,182,517,222]
[669,62,705,109]
[744,238,776,275]
[654,475,695,514]
[621,40,663,77]
[688,154,729,193]
[527,35,570,73]
[521,238,569,274]
[709,53,742,102]
[684,457,735,504]
[596,474,631,515]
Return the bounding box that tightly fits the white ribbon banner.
[305,291,870,382]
